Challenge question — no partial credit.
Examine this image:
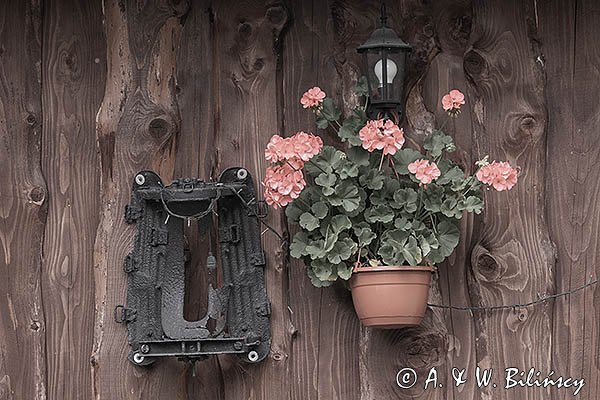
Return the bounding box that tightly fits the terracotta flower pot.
[349,265,434,329]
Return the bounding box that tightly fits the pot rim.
[352,265,435,274]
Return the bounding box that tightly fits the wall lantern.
[115,168,271,367]
[357,3,412,121]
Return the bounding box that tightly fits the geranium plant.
[263,83,518,287]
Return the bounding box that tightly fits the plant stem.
[307,159,327,174]
[378,152,385,171]
[293,196,312,210]
[388,155,400,180]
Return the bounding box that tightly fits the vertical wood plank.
[327,2,452,399]
[283,1,362,399]
[420,1,477,398]
[541,0,600,398]
[174,1,225,396]
[0,1,47,399]
[41,1,106,398]
[209,1,292,399]
[464,1,555,399]
[92,1,191,398]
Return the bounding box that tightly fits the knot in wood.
[28,186,46,205]
[471,244,504,283]
[238,22,252,38]
[266,5,287,26]
[25,113,37,126]
[517,114,544,141]
[168,0,190,17]
[405,333,446,369]
[148,117,171,139]
[464,50,487,78]
[253,58,264,71]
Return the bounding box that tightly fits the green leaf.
[354,224,377,247]
[338,124,363,146]
[402,236,422,266]
[309,259,338,286]
[364,205,395,224]
[345,187,367,218]
[346,147,370,166]
[437,166,465,186]
[327,237,358,264]
[393,148,423,174]
[337,264,354,280]
[423,185,444,212]
[320,98,342,122]
[305,146,343,176]
[329,214,352,234]
[352,76,369,97]
[392,188,419,212]
[316,114,329,129]
[418,234,431,257]
[428,220,460,263]
[305,239,325,260]
[358,168,385,190]
[315,173,337,188]
[328,182,361,212]
[299,212,320,231]
[306,267,334,287]
[286,199,308,223]
[289,231,311,259]
[311,202,329,219]
[378,229,410,265]
[440,197,460,218]
[394,217,411,230]
[337,160,359,179]
[458,195,484,214]
[423,130,455,157]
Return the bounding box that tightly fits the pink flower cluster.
[475,161,518,191]
[263,131,323,208]
[263,163,306,208]
[301,87,326,109]
[358,119,405,155]
[265,131,323,168]
[408,159,441,185]
[442,89,465,114]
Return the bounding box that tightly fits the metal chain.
[427,277,598,312]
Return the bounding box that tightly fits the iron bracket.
[119,167,271,366]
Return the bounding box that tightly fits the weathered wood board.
[0,0,598,399]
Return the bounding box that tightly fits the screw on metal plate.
[248,351,259,362]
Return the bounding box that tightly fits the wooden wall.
[0,0,598,399]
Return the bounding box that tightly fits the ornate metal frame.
[116,167,271,366]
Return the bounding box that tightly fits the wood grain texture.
[174,1,225,397]
[283,1,361,399]
[465,1,555,399]
[0,1,47,399]
[208,1,293,399]
[421,1,478,398]
[41,1,105,398]
[327,2,451,399]
[0,0,598,398]
[541,0,600,398]
[92,0,189,398]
